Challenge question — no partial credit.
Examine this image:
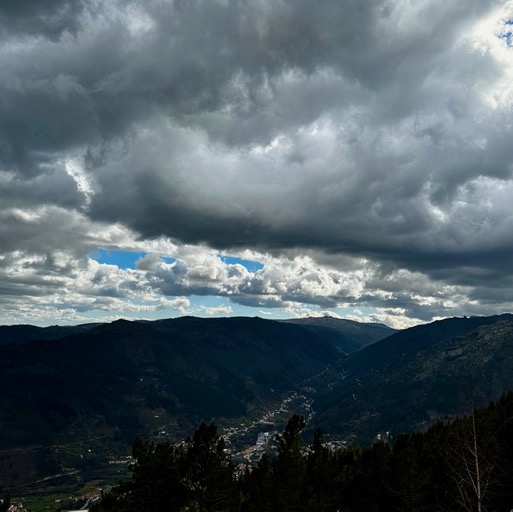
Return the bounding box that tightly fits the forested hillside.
[100,392,513,512]
[314,314,513,442]
[5,313,513,499]
[0,315,387,490]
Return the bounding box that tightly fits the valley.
[3,313,513,506]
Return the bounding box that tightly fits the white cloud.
[201,305,233,316]
[1,0,513,327]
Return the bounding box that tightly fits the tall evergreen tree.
[330,443,362,511]
[302,428,334,512]
[349,440,392,512]
[0,485,10,512]
[102,437,189,512]
[184,422,238,512]
[272,414,307,512]
[493,391,513,510]
[241,454,275,512]
[389,433,432,512]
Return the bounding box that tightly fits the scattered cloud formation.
[1,0,513,328]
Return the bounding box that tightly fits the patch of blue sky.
[90,249,174,269]
[499,30,513,47]
[498,19,513,47]
[219,255,264,272]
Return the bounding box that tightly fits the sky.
[1,0,513,329]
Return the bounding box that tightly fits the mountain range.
[3,313,513,491]
[0,315,393,490]
[313,314,513,442]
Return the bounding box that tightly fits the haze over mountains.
[2,314,513,490]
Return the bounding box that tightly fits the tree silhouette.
[184,422,237,512]
[241,454,274,512]
[445,409,498,512]
[102,437,190,512]
[302,428,334,511]
[272,414,306,512]
[101,393,513,512]
[389,433,432,512]
[0,486,10,512]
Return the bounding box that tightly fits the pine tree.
[241,454,275,512]
[302,428,334,512]
[493,392,513,510]
[272,414,307,512]
[102,438,189,512]
[0,485,10,512]
[184,422,238,512]
[389,433,432,512]
[348,440,392,512]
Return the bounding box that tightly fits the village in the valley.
[5,391,315,512]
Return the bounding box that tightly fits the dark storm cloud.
[0,207,95,254]
[0,0,83,39]
[2,0,513,325]
[78,0,511,271]
[0,0,393,176]
[0,169,81,211]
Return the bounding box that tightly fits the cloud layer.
[1,0,513,328]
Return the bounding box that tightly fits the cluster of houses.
[7,488,102,512]
[8,503,26,512]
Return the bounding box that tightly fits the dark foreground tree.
[445,409,497,512]
[102,392,513,512]
[0,486,10,512]
[302,428,335,511]
[272,414,306,512]
[103,422,237,512]
[389,432,433,512]
[102,438,190,512]
[241,454,274,512]
[184,422,238,512]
